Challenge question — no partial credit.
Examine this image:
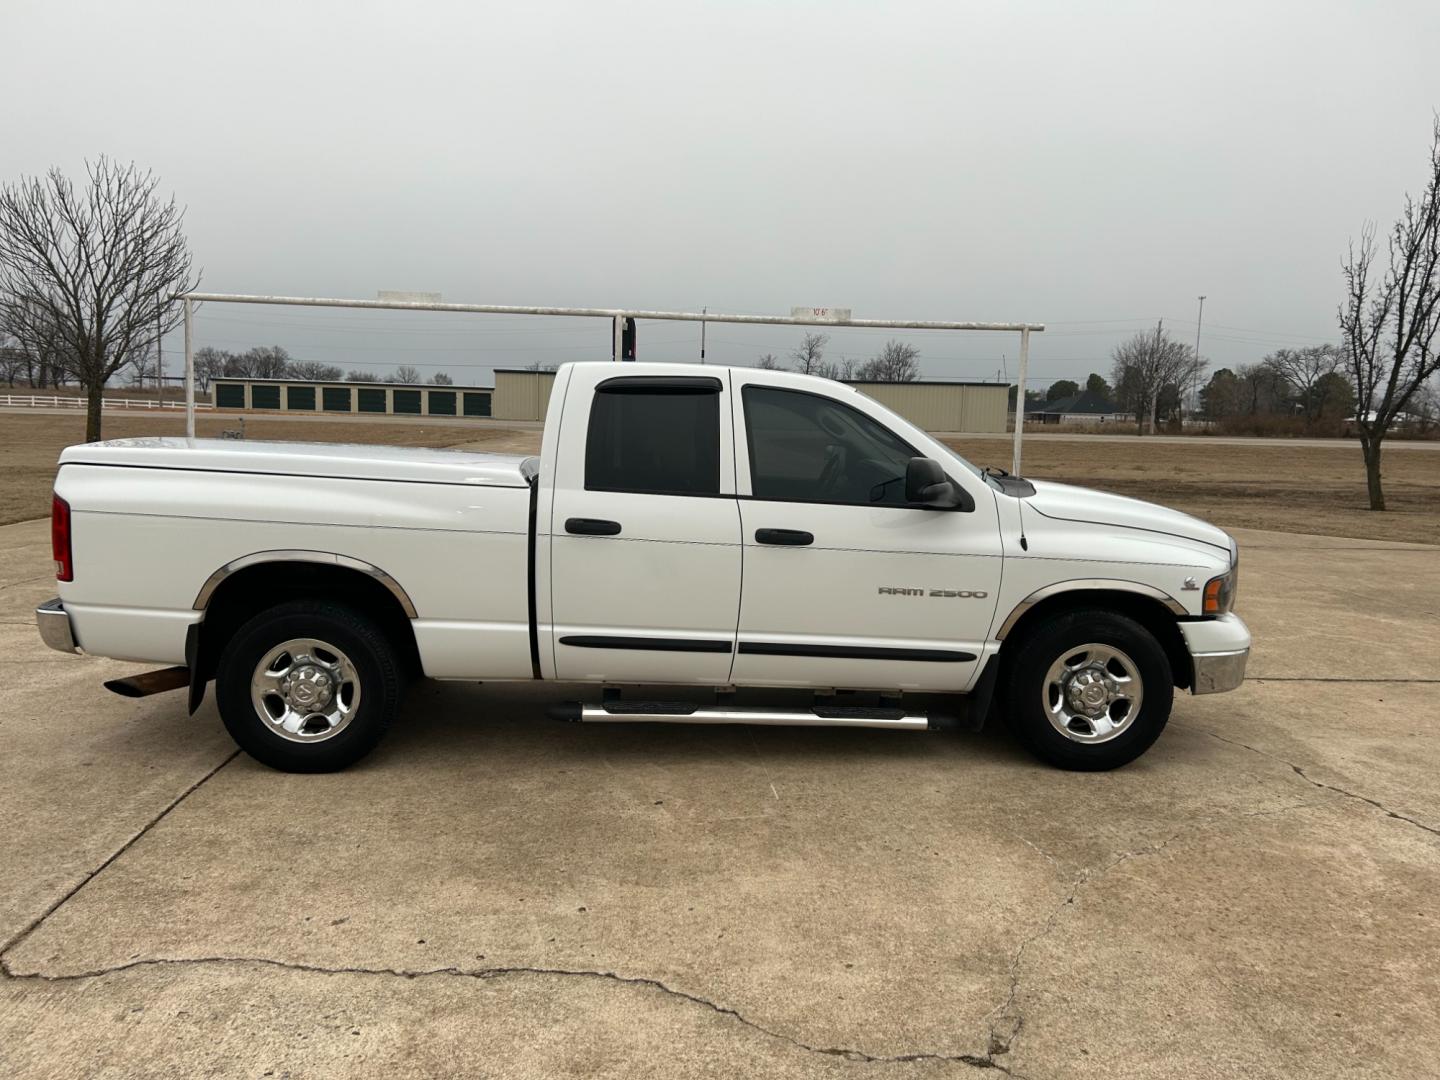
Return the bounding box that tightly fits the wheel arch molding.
[186,552,421,713]
[193,550,418,618]
[995,579,1186,641]
[994,580,1192,691]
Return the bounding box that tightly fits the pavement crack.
[0,574,50,593]
[1183,726,1440,839]
[0,954,1012,1071]
[987,798,1313,1061]
[987,829,1182,1057]
[0,749,241,959]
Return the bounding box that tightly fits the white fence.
[0,394,215,411]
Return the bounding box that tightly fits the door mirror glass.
[905,457,960,507]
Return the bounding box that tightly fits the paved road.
[2,523,1438,1077]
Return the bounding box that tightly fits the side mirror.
[905,457,961,508]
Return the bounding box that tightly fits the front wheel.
[1004,609,1173,771]
[215,600,404,772]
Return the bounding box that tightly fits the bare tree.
[127,351,158,387]
[290,360,344,381]
[756,353,781,370]
[0,158,198,441]
[1264,345,1343,421]
[0,335,24,386]
[1339,118,1440,510]
[4,295,69,387]
[430,372,454,385]
[238,345,293,380]
[856,340,920,382]
[1110,324,1205,434]
[391,365,423,384]
[192,346,232,392]
[1410,377,1440,436]
[812,357,856,381]
[345,369,371,382]
[789,332,829,375]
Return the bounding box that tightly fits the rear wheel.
[215,600,403,772]
[1004,608,1173,770]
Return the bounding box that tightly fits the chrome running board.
[550,702,932,731]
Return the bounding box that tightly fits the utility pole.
[1149,318,1164,435]
[1010,328,1031,475]
[155,308,163,401]
[1192,295,1206,422]
[700,306,706,364]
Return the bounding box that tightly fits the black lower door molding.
[738,641,975,663]
[559,635,734,654]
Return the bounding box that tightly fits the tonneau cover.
[59,437,535,488]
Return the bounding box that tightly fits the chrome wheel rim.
[249,637,361,744]
[1043,642,1143,744]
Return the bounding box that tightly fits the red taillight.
[52,494,73,582]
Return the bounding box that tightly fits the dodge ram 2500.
[37,361,1249,772]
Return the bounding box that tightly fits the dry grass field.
[2,411,1437,543]
[942,435,1440,544]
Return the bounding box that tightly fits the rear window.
[584,379,721,496]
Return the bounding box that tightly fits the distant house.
[1342,410,1422,436]
[1025,389,1130,425]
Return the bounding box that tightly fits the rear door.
[730,377,1002,692]
[547,368,741,685]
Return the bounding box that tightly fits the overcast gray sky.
[5,0,1439,389]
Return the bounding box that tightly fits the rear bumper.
[1179,613,1250,695]
[36,598,79,654]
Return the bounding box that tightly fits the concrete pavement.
[1,519,1437,1078]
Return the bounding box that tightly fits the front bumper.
[36,598,80,654]
[1179,613,1250,695]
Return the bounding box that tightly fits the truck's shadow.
[377,677,1036,772]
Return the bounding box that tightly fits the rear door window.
[585,378,721,496]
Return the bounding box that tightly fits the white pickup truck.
[37,361,1248,772]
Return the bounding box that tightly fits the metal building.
[852,381,1008,433]
[492,369,557,422]
[210,377,493,418]
[490,368,1007,433]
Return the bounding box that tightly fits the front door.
[547,368,741,685]
[730,377,1002,692]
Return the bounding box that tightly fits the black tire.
[215,600,404,772]
[1003,608,1173,771]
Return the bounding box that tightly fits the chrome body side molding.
[995,579,1189,640]
[192,550,419,618]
